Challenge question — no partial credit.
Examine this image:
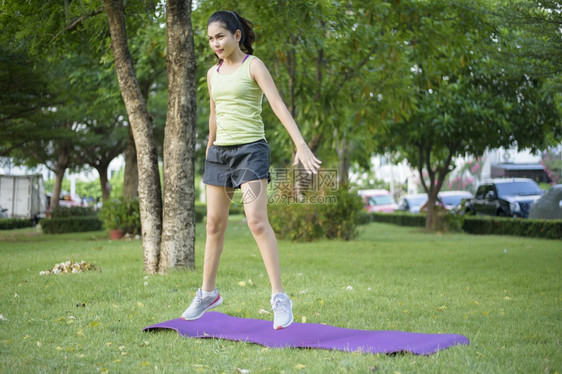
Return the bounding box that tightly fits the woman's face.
[207,21,241,59]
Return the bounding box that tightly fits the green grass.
[0,218,560,373]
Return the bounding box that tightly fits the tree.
[379,0,561,229]
[0,1,131,209]
[102,0,163,272]
[159,0,198,270]
[103,0,198,273]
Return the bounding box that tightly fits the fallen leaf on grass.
[0,314,7,321]
[294,364,306,370]
[237,369,250,374]
[258,309,270,315]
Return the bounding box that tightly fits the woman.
[181,10,321,330]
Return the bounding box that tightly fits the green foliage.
[49,206,97,218]
[41,216,102,234]
[269,188,363,241]
[462,216,562,240]
[0,218,34,230]
[98,198,141,235]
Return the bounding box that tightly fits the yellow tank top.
[210,55,266,146]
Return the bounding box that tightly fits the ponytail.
[208,10,256,58]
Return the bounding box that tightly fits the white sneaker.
[271,293,293,330]
[181,288,223,320]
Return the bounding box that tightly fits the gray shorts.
[203,139,271,189]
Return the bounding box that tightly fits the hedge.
[41,216,103,234]
[462,216,562,240]
[370,212,426,227]
[50,206,97,218]
[0,218,35,230]
[193,203,243,223]
[370,211,561,240]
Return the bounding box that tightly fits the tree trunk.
[50,165,65,211]
[418,144,457,231]
[159,0,196,272]
[103,0,162,273]
[95,163,111,201]
[50,139,71,211]
[123,125,139,199]
[425,191,439,230]
[337,138,350,187]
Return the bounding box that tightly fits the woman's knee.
[206,215,227,235]
[246,215,269,236]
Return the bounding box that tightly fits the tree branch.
[48,7,105,46]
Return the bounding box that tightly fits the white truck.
[0,174,47,222]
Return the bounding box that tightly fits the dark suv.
[464,178,543,218]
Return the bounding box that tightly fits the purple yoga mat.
[143,312,469,355]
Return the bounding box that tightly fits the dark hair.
[208,10,255,59]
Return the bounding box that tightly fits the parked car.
[58,193,84,208]
[396,193,428,213]
[419,190,474,213]
[463,178,543,218]
[529,184,562,219]
[358,189,397,213]
[439,190,474,211]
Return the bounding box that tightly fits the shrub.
[462,216,562,240]
[358,211,372,225]
[41,216,103,234]
[49,206,97,218]
[435,212,464,232]
[320,187,364,240]
[0,218,34,230]
[269,202,324,241]
[269,188,363,241]
[99,198,141,235]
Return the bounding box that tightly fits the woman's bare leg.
[241,179,284,294]
[201,185,233,292]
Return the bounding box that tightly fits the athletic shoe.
[270,293,293,330]
[181,288,223,320]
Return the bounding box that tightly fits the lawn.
[0,217,560,373]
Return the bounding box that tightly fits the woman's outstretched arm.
[251,58,322,174]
